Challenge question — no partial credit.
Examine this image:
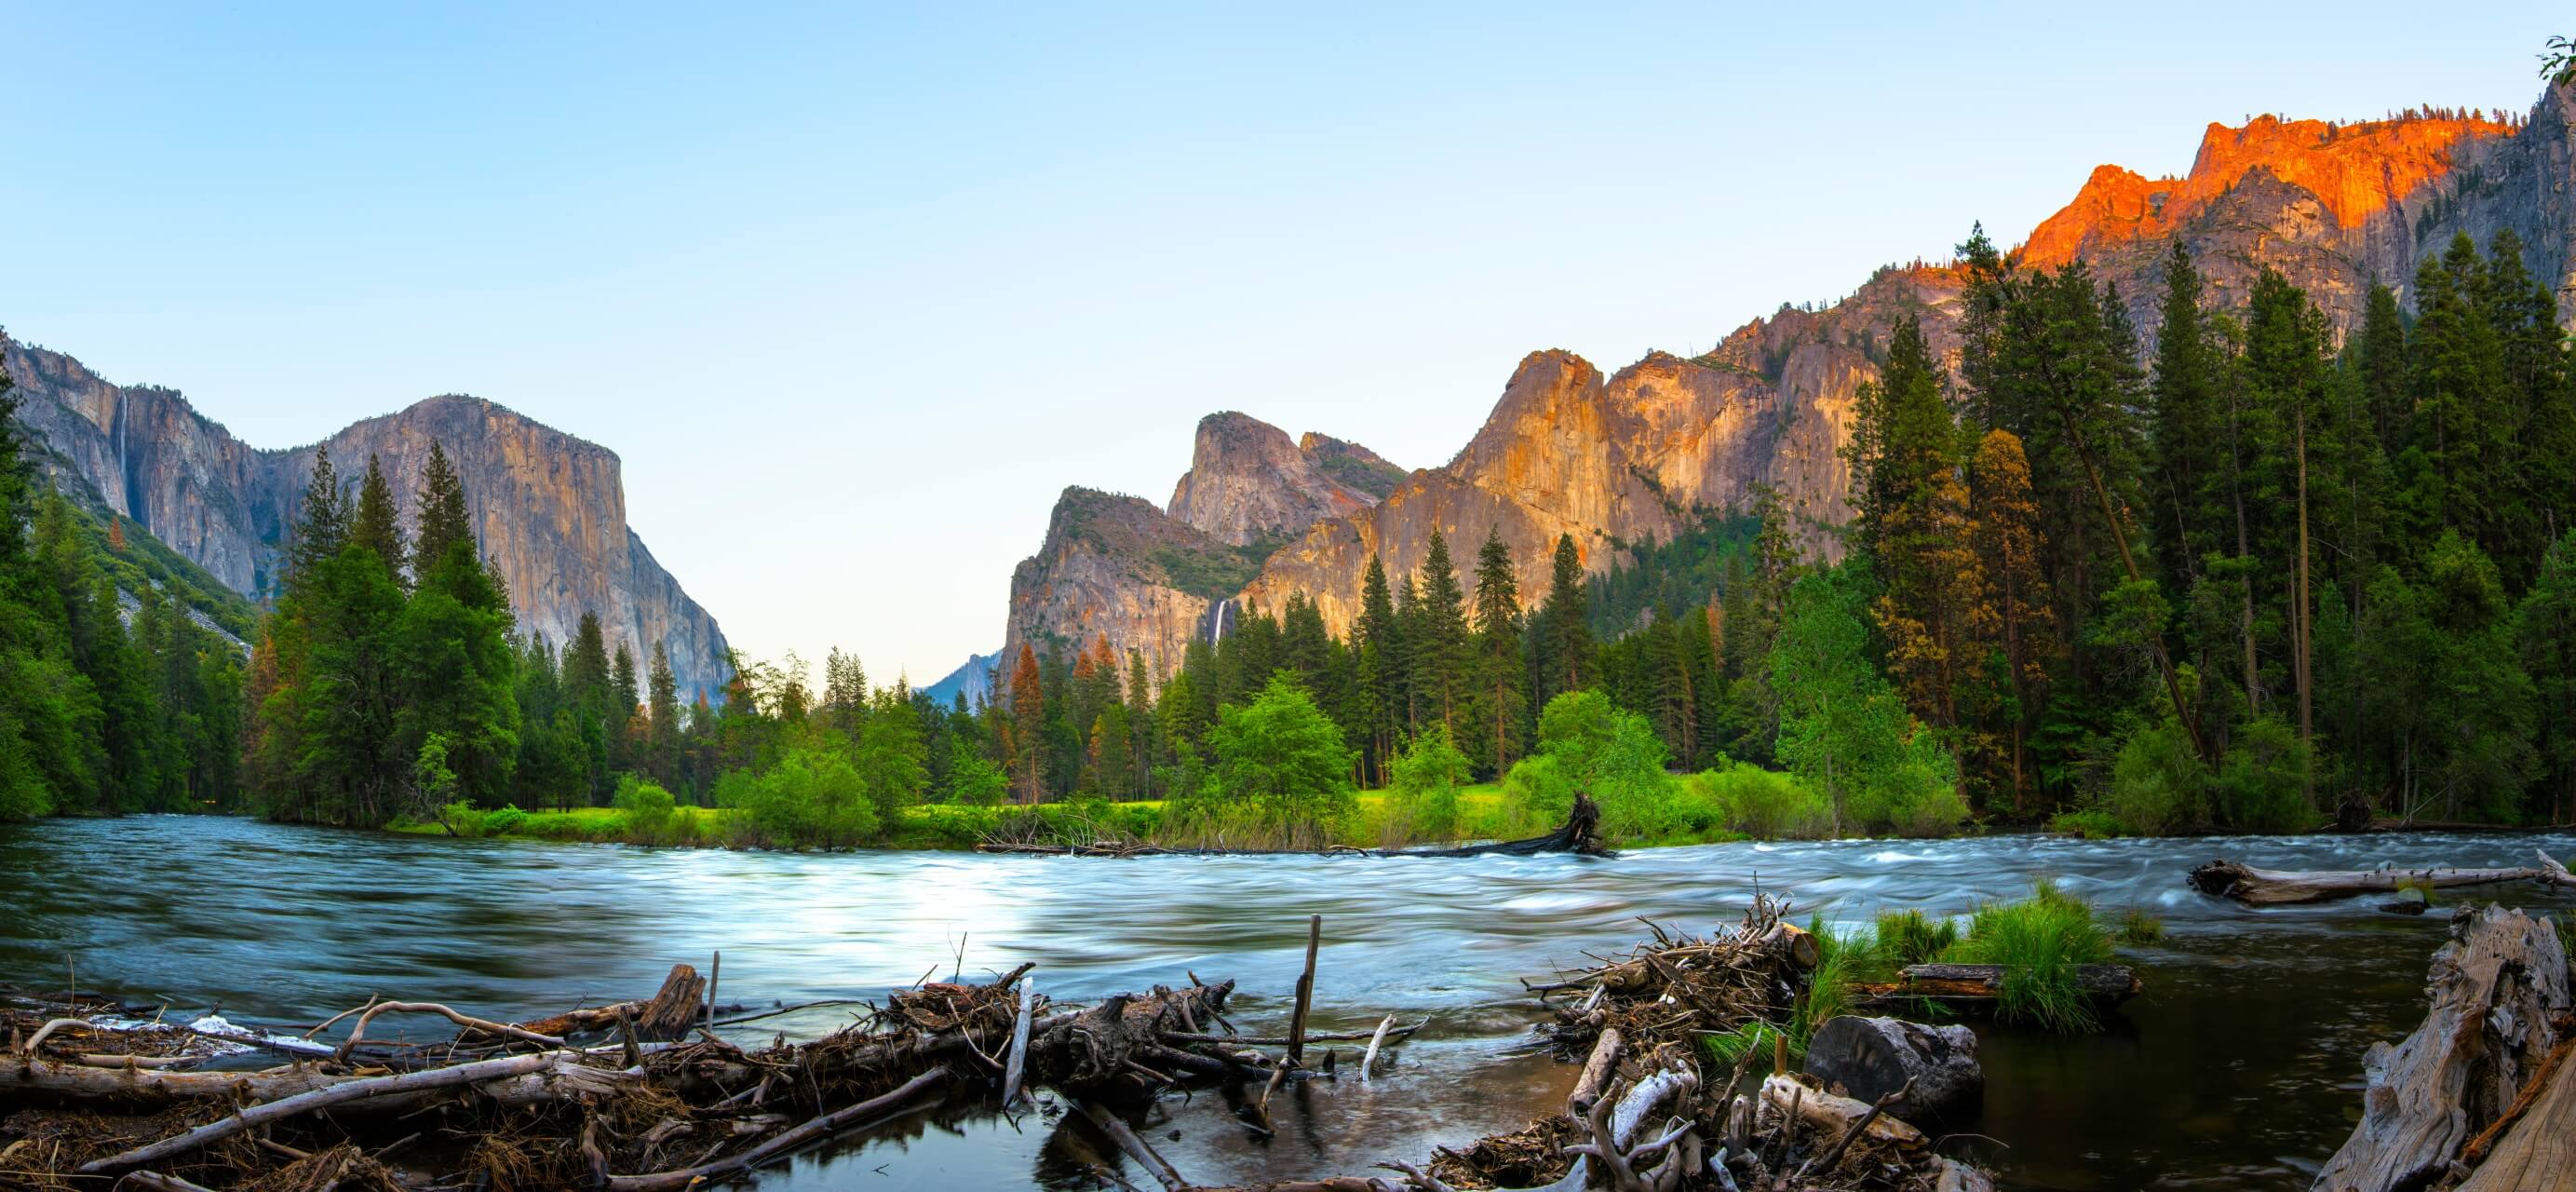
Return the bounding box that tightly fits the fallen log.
[1853,963,2140,1012]
[2189,850,2576,905]
[2313,903,2571,1192]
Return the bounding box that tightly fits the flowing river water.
[6,817,2574,1190]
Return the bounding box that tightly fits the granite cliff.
[1000,79,2576,668]
[2,337,734,700]
[1166,413,1379,547]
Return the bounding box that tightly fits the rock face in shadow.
[2,338,734,700]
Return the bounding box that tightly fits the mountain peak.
[1167,411,1377,547]
[2022,110,2519,267]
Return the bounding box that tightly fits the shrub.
[1846,730,1969,838]
[2213,716,2317,833]
[1204,674,1354,845]
[722,747,881,848]
[1593,711,1688,840]
[613,775,679,840]
[1700,1022,1787,1066]
[1531,690,1693,841]
[2048,807,2128,839]
[2116,908,2165,944]
[948,742,1007,806]
[1536,690,1622,776]
[1385,725,1470,845]
[1874,909,1958,968]
[483,804,530,836]
[1947,880,2116,1032]
[1502,754,1576,827]
[437,799,485,837]
[2105,719,2207,835]
[1794,918,1879,1053]
[1691,763,1832,840]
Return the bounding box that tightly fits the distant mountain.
[921,650,1001,710]
[1,338,735,700]
[989,79,2576,671]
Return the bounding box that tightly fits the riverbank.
[383,783,1764,853]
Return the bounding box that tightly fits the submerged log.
[2313,903,2571,1192]
[1853,963,2140,1011]
[1394,793,1612,859]
[2190,851,2576,905]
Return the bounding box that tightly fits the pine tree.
[648,642,680,785]
[1535,534,1593,705]
[1468,529,1527,774]
[1852,314,1986,731]
[2149,241,2224,588]
[289,446,347,579]
[1967,430,2057,813]
[2354,283,2411,450]
[1355,555,1401,783]
[350,454,407,581]
[1412,530,1470,734]
[411,442,473,579]
[1007,643,1044,802]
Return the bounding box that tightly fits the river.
[5,817,2572,1190]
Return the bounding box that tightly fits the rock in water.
[1802,1016,1983,1126]
[2377,887,2431,915]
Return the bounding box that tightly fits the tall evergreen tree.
[349,454,407,581]
[411,442,473,578]
[1468,530,1527,774]
[1412,531,1469,735]
[1534,534,1594,705]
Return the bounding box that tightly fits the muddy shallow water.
[6,816,2572,1190]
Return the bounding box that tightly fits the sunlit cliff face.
[2020,113,2519,266]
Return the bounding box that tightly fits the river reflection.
[5,817,2571,1189]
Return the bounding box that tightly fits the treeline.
[0,371,245,820]
[1836,226,2576,833]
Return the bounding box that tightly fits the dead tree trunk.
[2191,852,2576,906]
[2313,904,2572,1192]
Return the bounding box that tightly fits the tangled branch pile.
[1428,896,1993,1192]
[0,953,1406,1192]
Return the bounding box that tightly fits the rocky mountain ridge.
[998,78,2576,681]
[2,337,734,700]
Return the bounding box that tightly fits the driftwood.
[1760,1074,1925,1149]
[507,962,709,1041]
[2190,851,2576,905]
[1853,963,2141,1012]
[2455,1039,2576,1191]
[2313,903,2572,1192]
[79,1050,619,1172]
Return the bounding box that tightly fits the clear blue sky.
[5,3,2564,684]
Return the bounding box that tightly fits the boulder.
[1801,1016,1982,1126]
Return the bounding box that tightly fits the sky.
[4,3,2567,686]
